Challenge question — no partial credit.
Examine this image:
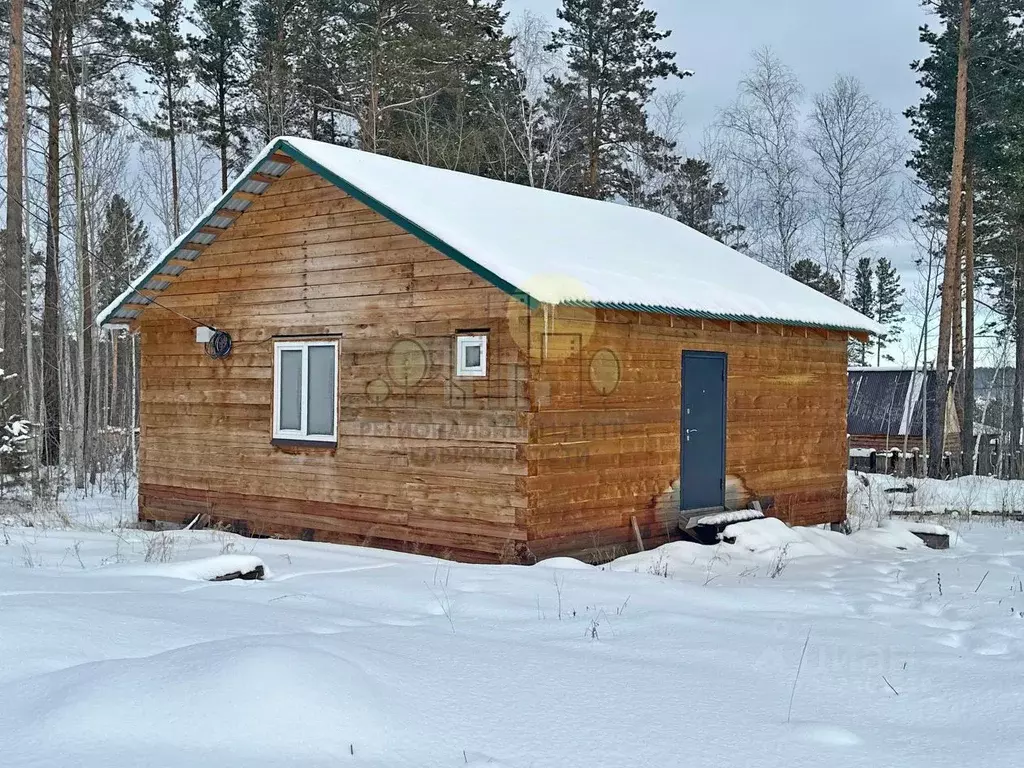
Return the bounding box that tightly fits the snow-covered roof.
[98,136,882,333]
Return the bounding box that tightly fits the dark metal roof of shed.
[847,368,937,437]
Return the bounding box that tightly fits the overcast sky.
[511,0,932,149]
[508,0,960,365]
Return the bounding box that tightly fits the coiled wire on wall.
[205,330,233,360]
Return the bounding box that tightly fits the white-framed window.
[456,334,488,377]
[273,341,338,442]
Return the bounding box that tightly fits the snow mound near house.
[722,517,924,557]
[614,516,928,577]
[694,508,765,526]
[533,557,594,570]
[0,636,404,766]
[898,521,950,536]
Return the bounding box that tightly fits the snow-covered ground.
[849,469,1024,524]
[2,487,1024,767]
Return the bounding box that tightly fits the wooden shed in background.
[847,366,1004,476]
[846,367,950,454]
[99,137,880,562]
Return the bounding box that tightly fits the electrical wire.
[0,177,224,332]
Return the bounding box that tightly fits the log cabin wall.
[524,307,850,560]
[136,163,531,562]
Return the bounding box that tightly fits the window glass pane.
[463,343,482,369]
[307,345,336,436]
[279,349,302,431]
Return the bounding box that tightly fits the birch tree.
[805,75,905,297]
[718,48,807,273]
[488,10,557,187]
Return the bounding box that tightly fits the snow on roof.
[98,136,882,333]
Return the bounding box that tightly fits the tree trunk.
[68,25,92,490]
[219,76,229,192]
[952,229,965,474]
[962,162,976,473]
[23,127,38,489]
[168,84,181,237]
[130,333,138,474]
[1013,242,1024,478]
[584,83,601,198]
[587,147,599,198]
[41,11,64,467]
[931,0,971,478]
[4,0,27,415]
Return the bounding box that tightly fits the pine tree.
[325,0,513,163]
[547,0,688,199]
[64,0,134,489]
[245,0,303,143]
[94,196,152,437]
[292,0,345,142]
[135,0,190,236]
[848,257,875,365]
[381,0,515,175]
[874,257,905,365]
[669,158,745,246]
[789,259,842,301]
[908,0,1024,474]
[94,196,154,310]
[189,0,247,191]
[33,0,68,466]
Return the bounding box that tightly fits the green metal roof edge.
[277,139,536,309]
[558,300,871,333]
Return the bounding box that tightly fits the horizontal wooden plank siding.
[136,157,854,564]
[137,162,530,561]
[523,307,850,560]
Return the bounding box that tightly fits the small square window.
[456,335,487,377]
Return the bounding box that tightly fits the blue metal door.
[681,351,727,510]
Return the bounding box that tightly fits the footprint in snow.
[788,722,863,747]
[862,603,905,616]
[919,617,974,631]
[992,626,1024,639]
[973,643,1010,656]
[460,751,522,767]
[934,632,964,649]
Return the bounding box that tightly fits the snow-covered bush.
[0,356,32,489]
[846,471,894,531]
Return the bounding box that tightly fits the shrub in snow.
[0,358,32,489]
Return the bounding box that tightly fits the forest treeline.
[0,0,1017,486]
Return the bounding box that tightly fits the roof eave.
[95,138,299,328]
[557,300,878,335]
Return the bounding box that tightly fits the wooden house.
[99,137,880,563]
